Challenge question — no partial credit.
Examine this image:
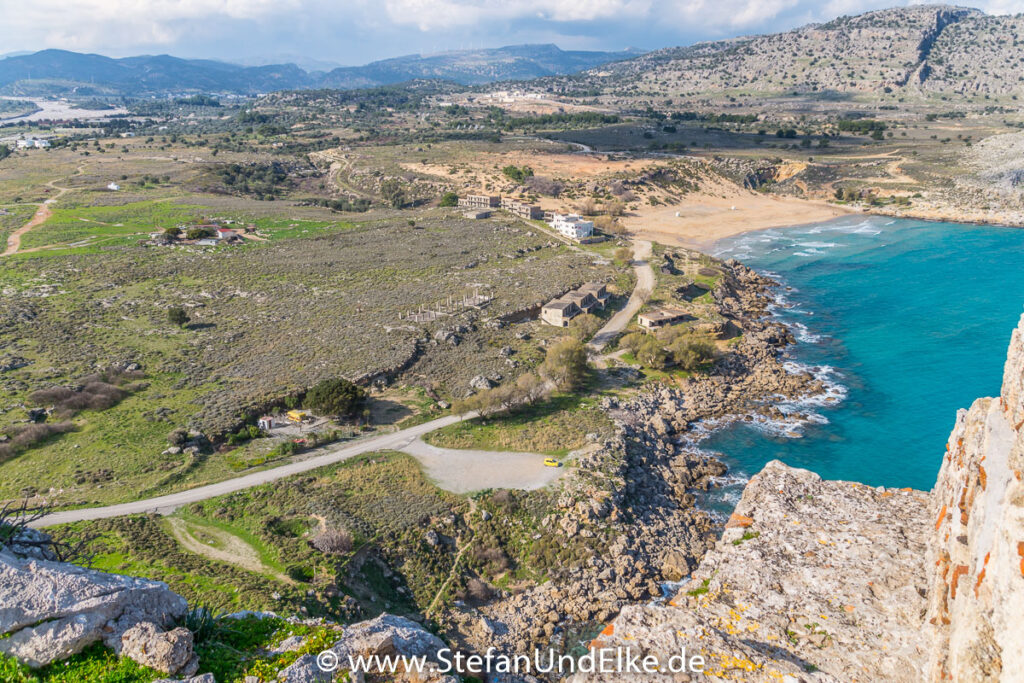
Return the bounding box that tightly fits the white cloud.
[0,0,1019,60]
[381,0,652,30]
[2,0,301,52]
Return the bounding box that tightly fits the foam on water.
[699,214,1024,505]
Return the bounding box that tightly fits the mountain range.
[0,45,640,97]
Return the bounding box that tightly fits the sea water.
[698,215,1024,511]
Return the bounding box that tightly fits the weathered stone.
[119,622,197,676]
[0,549,187,668]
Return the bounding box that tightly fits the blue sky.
[1,0,1020,67]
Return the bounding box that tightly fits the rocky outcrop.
[0,548,188,668]
[574,461,932,682]
[277,614,457,683]
[573,313,1024,682]
[926,314,1024,681]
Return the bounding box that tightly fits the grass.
[0,643,162,683]
[0,203,617,506]
[423,392,614,456]
[17,198,210,250]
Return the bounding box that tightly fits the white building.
[549,213,594,240]
[107,182,120,191]
[16,138,50,149]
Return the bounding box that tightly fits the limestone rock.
[0,549,188,668]
[119,622,198,676]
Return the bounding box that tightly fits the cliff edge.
[576,313,1024,682]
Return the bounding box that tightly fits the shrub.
[464,577,493,602]
[168,307,190,327]
[286,564,313,582]
[524,176,563,197]
[310,528,353,555]
[439,192,458,207]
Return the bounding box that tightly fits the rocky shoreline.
[445,257,833,670]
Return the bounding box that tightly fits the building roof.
[543,299,578,312]
[578,282,608,294]
[639,307,690,322]
[565,291,595,303]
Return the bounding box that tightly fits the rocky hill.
[574,313,1024,682]
[566,5,1024,101]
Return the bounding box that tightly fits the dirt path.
[2,167,81,257]
[166,517,292,583]
[3,202,54,256]
[588,239,653,352]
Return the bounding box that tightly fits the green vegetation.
[0,643,161,683]
[305,378,368,420]
[426,393,613,455]
[619,329,717,372]
[501,164,534,183]
[167,307,190,327]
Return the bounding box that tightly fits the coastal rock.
[572,461,933,682]
[0,549,188,668]
[925,313,1024,681]
[572,313,1024,682]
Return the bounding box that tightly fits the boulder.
[469,375,494,391]
[119,622,198,677]
[278,614,454,683]
[0,549,188,668]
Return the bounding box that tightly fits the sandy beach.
[621,188,852,250]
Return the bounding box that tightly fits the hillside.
[556,5,1024,103]
[0,45,637,97]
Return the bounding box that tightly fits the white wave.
[790,321,823,343]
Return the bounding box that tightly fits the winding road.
[30,414,466,528]
[588,239,654,351]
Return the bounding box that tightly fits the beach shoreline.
[621,191,854,250]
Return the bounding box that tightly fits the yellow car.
[543,458,562,468]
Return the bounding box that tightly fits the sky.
[0,0,1022,68]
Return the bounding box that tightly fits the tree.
[439,192,458,207]
[576,197,597,216]
[668,335,717,371]
[569,313,602,342]
[380,178,405,208]
[306,378,367,419]
[167,307,190,328]
[539,338,588,391]
[635,336,668,369]
[604,200,626,217]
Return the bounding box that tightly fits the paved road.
[588,239,654,351]
[30,414,469,528]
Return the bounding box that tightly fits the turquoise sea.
[700,215,1024,506]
